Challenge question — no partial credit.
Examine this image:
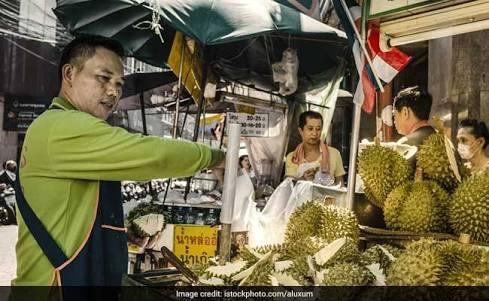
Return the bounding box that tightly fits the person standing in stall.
[457,118,489,176]
[392,86,435,147]
[285,111,345,186]
[13,35,225,291]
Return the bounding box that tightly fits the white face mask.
[458,143,475,160]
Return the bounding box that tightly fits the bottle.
[165,206,174,224]
[195,212,205,225]
[204,209,217,225]
[185,207,196,224]
[174,207,185,224]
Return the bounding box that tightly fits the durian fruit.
[190,261,212,277]
[360,244,401,272]
[269,272,301,286]
[358,139,413,208]
[449,172,489,243]
[286,256,313,286]
[284,201,325,243]
[440,240,489,286]
[320,262,373,286]
[236,246,261,267]
[382,184,410,230]
[130,213,165,237]
[386,238,444,285]
[239,253,277,286]
[384,169,450,233]
[284,201,359,245]
[416,120,466,192]
[282,236,328,260]
[318,205,359,243]
[205,260,248,284]
[313,237,361,268]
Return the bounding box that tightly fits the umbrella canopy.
[54,0,347,92]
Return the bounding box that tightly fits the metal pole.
[172,42,185,139]
[218,123,241,264]
[346,103,361,209]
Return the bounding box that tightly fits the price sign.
[226,112,269,137]
[173,225,218,266]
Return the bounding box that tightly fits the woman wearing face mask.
[456,119,489,175]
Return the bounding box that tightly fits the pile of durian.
[358,120,489,243]
[192,201,399,287]
[189,201,489,287]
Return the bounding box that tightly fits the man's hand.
[302,167,318,181]
[0,183,6,191]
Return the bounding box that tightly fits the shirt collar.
[49,97,77,111]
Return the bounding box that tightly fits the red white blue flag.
[332,0,412,113]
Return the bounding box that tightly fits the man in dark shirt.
[0,160,16,188]
[392,86,435,147]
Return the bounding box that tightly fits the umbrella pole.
[184,47,210,200]
[172,41,185,139]
[139,92,148,136]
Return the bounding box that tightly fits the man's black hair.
[460,118,489,149]
[58,35,125,80]
[393,86,432,120]
[298,111,323,129]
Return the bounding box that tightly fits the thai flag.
[332,0,412,113]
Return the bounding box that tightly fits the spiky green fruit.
[358,143,413,208]
[440,241,489,286]
[386,239,444,285]
[240,253,277,286]
[313,237,361,268]
[205,260,248,283]
[384,181,450,233]
[320,262,373,286]
[284,201,325,243]
[416,132,466,192]
[360,244,401,272]
[284,202,359,245]
[318,205,359,243]
[450,172,489,243]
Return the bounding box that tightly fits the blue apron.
[14,175,128,295]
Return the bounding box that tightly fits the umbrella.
[54,0,347,92]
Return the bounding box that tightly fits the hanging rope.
[133,0,165,45]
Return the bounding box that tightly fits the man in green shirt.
[13,35,224,290]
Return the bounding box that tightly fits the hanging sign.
[173,225,218,266]
[226,112,269,137]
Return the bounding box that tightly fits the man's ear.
[62,64,75,86]
[298,127,304,139]
[401,106,411,118]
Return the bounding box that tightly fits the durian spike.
[414,168,424,182]
[458,233,471,244]
[374,136,381,145]
[432,116,445,133]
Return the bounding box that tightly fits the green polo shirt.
[13,97,224,285]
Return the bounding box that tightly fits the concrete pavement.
[0,225,17,286]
